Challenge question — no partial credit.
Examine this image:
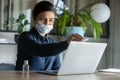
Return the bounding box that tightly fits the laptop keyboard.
[46,70,58,73]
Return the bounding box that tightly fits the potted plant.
[7,13,30,34]
[7,13,30,43]
[53,4,103,40]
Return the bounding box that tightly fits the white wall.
[0,44,17,64]
[0,32,17,65]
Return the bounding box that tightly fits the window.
[0,0,36,32]
[0,0,9,31]
[53,0,64,15]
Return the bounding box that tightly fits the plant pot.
[64,26,84,38]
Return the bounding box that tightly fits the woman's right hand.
[67,33,84,44]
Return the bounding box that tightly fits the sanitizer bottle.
[22,60,29,74]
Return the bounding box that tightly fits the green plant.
[7,13,30,34]
[54,5,103,40]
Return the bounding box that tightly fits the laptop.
[38,41,107,75]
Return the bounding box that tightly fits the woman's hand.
[67,33,84,44]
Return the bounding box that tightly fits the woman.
[15,1,83,71]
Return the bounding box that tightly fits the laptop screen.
[58,41,107,75]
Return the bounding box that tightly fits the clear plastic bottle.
[22,60,29,74]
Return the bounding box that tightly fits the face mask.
[35,22,53,34]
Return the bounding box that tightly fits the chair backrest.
[0,63,15,71]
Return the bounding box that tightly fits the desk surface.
[0,71,120,80]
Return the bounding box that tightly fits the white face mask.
[35,22,53,34]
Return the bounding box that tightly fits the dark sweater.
[15,28,68,71]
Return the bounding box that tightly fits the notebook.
[38,41,107,75]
